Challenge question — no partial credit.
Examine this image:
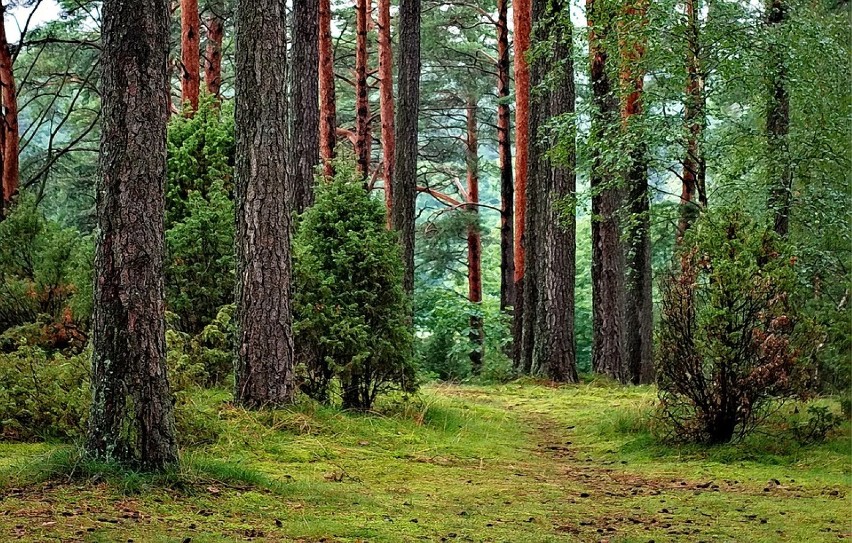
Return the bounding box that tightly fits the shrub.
[0,197,93,340]
[415,288,512,382]
[791,405,843,443]
[293,162,416,410]
[0,346,90,440]
[166,96,235,228]
[656,209,814,444]
[165,182,235,333]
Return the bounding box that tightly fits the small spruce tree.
[294,162,416,409]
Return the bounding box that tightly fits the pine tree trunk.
[678,0,706,240]
[496,0,514,313]
[204,0,225,99]
[766,0,791,236]
[588,0,627,383]
[512,0,531,371]
[234,0,296,407]
[620,0,653,384]
[466,97,484,374]
[318,0,337,177]
[290,0,320,213]
[354,0,371,178]
[86,0,178,471]
[391,0,420,295]
[378,0,395,222]
[0,5,19,213]
[529,0,578,383]
[181,0,201,112]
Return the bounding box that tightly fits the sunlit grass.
[0,382,848,542]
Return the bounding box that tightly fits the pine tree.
[86,0,178,470]
[233,0,296,407]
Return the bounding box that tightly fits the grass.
[0,382,849,542]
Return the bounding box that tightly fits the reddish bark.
[512,0,531,287]
[619,0,654,384]
[354,0,371,178]
[0,4,19,211]
[678,0,706,241]
[377,0,395,223]
[180,0,201,112]
[319,0,337,177]
[497,0,514,312]
[466,98,483,373]
[204,0,224,99]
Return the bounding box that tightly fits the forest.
[0,0,848,541]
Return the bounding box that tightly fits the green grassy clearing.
[0,382,849,542]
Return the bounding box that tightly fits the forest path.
[436,382,850,542]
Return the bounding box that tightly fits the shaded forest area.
[0,0,849,540]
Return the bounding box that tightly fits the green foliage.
[164,95,236,334]
[657,208,815,444]
[791,405,843,444]
[293,163,416,409]
[415,287,512,382]
[165,182,235,333]
[0,197,93,340]
[165,305,235,390]
[166,97,235,228]
[0,346,90,440]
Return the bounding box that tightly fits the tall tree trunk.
[588,0,627,383]
[391,0,421,295]
[678,0,706,240]
[378,0,395,222]
[620,0,653,384]
[496,0,514,312]
[529,0,578,383]
[86,0,178,471]
[204,0,225,99]
[354,0,371,178]
[766,0,791,236]
[512,0,532,372]
[318,0,337,177]
[234,0,296,407]
[290,0,320,213]
[466,97,484,374]
[0,4,19,212]
[181,0,201,112]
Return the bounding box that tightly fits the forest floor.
[0,382,849,542]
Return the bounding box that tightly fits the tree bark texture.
[181,0,201,112]
[619,0,653,384]
[496,0,515,312]
[378,0,395,223]
[766,0,791,237]
[86,0,178,470]
[0,4,19,212]
[529,0,578,383]
[234,0,296,407]
[391,0,421,295]
[466,97,484,374]
[318,0,337,178]
[678,0,707,240]
[204,0,225,98]
[511,0,532,371]
[588,0,628,383]
[290,0,320,213]
[354,0,371,178]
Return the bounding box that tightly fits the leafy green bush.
[791,405,843,444]
[293,162,416,410]
[0,197,93,342]
[166,96,235,228]
[165,182,235,333]
[415,288,512,382]
[0,346,90,440]
[166,304,235,391]
[656,208,815,444]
